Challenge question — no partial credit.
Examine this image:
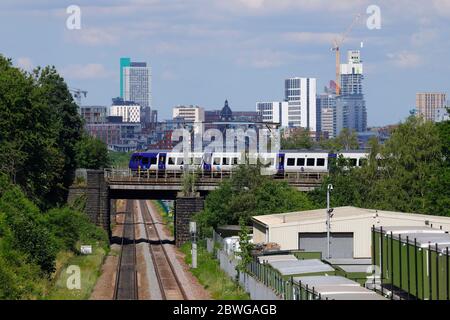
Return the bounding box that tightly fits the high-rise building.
[120,57,152,110]
[335,50,367,135]
[110,98,141,123]
[80,106,108,124]
[284,77,317,131]
[416,93,447,122]
[173,105,205,134]
[256,102,289,127]
[316,92,337,138]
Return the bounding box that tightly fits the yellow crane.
[331,14,362,96]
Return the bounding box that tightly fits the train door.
[158,153,167,171]
[277,153,285,174]
[203,153,212,171]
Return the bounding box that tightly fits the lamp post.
[326,184,334,259]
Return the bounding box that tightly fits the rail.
[113,200,138,300]
[139,200,188,300]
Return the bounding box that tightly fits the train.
[128,150,369,174]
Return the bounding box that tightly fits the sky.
[1,0,449,126]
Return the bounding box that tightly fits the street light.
[326,184,334,259]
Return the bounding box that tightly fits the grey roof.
[269,259,334,276]
[258,255,297,264]
[396,233,450,248]
[310,285,386,300]
[324,258,372,265]
[294,276,360,287]
[380,226,445,235]
[337,265,373,273]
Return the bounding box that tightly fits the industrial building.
[252,207,450,259]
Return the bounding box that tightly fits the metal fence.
[211,230,325,300]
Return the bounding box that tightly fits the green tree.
[333,128,359,151]
[75,134,110,169]
[281,128,314,149]
[196,164,314,236]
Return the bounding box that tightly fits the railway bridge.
[68,169,325,246]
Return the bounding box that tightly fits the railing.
[104,168,326,186]
[246,257,325,300]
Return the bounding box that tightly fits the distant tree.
[281,128,314,149]
[75,134,110,169]
[334,128,359,151]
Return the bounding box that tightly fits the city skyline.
[1,1,450,126]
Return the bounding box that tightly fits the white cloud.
[16,57,33,71]
[411,29,439,46]
[386,51,423,68]
[282,32,341,45]
[65,28,120,46]
[61,63,111,80]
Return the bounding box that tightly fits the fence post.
[436,243,440,300]
[390,231,394,300]
[406,236,411,300]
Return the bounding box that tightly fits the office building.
[110,98,141,123]
[120,57,152,109]
[316,91,337,138]
[416,93,447,122]
[335,50,367,135]
[256,102,289,127]
[80,106,108,124]
[284,77,317,131]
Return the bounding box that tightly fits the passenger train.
[128,150,369,175]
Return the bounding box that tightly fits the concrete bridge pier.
[174,195,204,247]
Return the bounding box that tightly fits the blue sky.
[1,0,449,126]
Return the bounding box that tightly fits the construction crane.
[69,88,88,106]
[331,14,362,96]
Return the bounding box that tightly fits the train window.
[213,158,221,165]
[307,158,315,166]
[359,159,368,167]
[317,158,325,166]
[349,158,357,167]
[297,158,305,166]
[168,157,175,165]
[232,157,239,165]
[176,158,184,165]
[142,157,149,165]
[194,157,202,165]
[287,158,295,166]
[223,158,230,165]
[150,157,157,165]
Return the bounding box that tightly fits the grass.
[180,242,250,300]
[44,242,108,300]
[153,200,174,236]
[109,151,133,168]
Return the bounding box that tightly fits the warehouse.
[252,207,450,259]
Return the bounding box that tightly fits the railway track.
[139,200,188,300]
[113,200,138,300]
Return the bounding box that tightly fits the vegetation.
[281,127,359,151]
[75,134,110,170]
[153,200,174,236]
[0,55,110,299]
[109,151,133,168]
[0,174,108,299]
[195,164,314,237]
[180,242,250,300]
[310,116,450,216]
